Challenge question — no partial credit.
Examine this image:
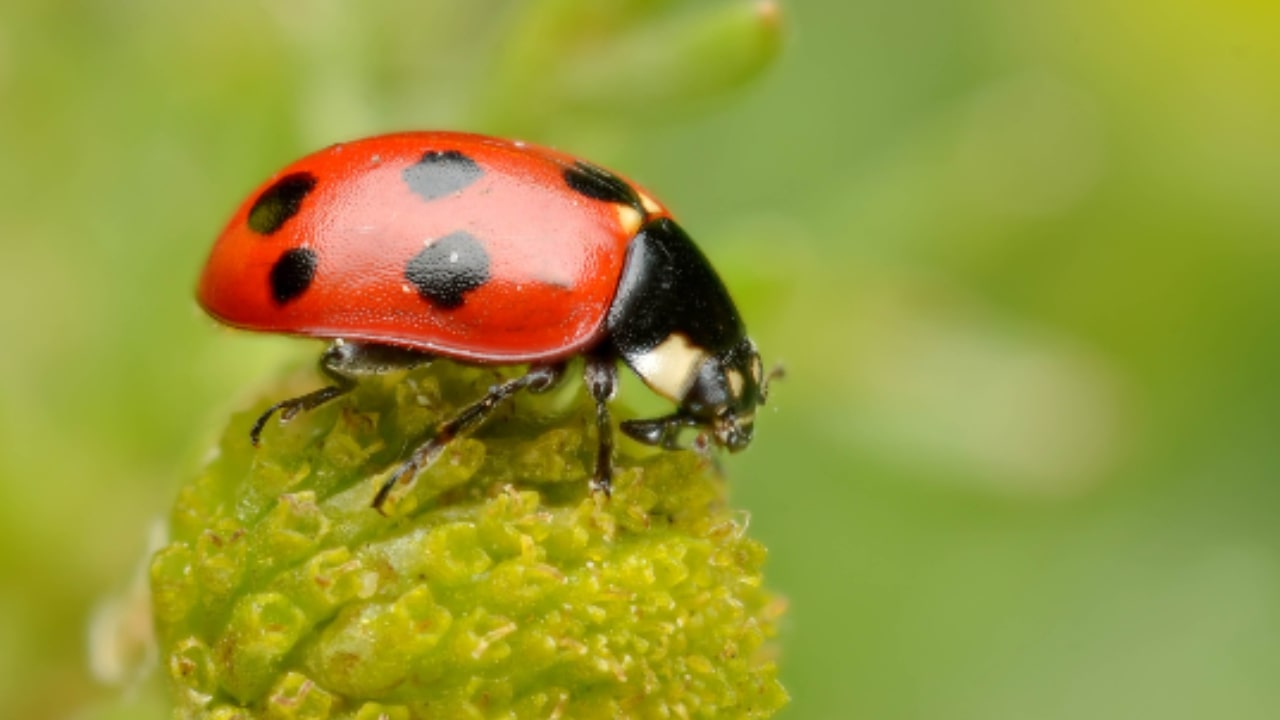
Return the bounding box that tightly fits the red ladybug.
[199,131,776,509]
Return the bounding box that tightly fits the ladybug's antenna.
[760,364,785,404]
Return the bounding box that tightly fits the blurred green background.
[2,1,1278,718]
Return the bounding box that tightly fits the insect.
[198,131,777,510]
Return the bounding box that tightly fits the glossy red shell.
[199,132,670,362]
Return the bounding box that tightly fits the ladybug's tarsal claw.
[589,476,614,498]
[372,457,426,513]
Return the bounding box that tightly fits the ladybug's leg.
[250,381,352,446]
[620,413,700,450]
[372,363,566,512]
[250,340,430,446]
[584,355,619,496]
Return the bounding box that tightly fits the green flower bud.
[152,360,787,718]
[558,1,784,113]
[479,0,783,130]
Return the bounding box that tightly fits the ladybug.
[199,131,777,510]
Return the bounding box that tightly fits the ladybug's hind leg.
[372,362,566,512]
[250,340,431,446]
[249,382,351,446]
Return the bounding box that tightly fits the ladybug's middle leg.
[372,362,566,512]
[584,354,619,496]
[250,340,431,445]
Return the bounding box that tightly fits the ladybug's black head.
[620,337,779,453]
[678,338,768,451]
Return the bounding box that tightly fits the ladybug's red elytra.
[199,131,777,510]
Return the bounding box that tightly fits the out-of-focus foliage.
[0,0,1277,718]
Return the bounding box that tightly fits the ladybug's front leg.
[250,340,430,446]
[619,413,699,450]
[372,362,567,512]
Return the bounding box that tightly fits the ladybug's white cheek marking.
[616,204,644,236]
[632,332,707,402]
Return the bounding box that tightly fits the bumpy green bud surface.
[152,359,787,719]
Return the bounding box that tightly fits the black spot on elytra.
[248,173,316,235]
[269,247,318,304]
[405,231,490,309]
[563,161,645,215]
[402,150,483,201]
